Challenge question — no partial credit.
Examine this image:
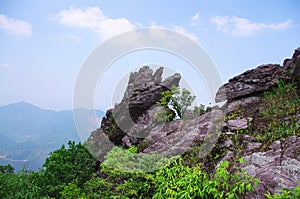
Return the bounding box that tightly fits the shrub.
[152,157,258,199]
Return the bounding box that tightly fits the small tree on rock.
[157,86,195,121]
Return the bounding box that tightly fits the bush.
[152,157,258,199]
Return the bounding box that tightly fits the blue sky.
[0,0,299,111]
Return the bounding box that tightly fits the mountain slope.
[0,102,104,171]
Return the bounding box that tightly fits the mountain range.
[0,102,104,171]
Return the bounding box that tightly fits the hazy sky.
[1,0,299,111]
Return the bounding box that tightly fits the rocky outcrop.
[87,48,300,198]
[215,64,290,103]
[99,109,125,145]
[215,48,300,197]
[216,48,300,103]
[102,66,181,145]
[117,66,180,123]
[286,47,300,96]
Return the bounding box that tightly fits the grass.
[254,80,300,146]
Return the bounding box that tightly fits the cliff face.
[87,48,300,198]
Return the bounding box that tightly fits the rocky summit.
[87,48,300,198]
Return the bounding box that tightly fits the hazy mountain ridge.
[0,101,104,171]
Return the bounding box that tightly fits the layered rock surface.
[216,48,300,103]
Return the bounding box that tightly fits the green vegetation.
[0,143,258,198]
[156,85,195,121]
[265,184,300,199]
[254,80,300,145]
[0,141,96,199]
[152,157,257,199]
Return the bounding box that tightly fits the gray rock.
[86,128,114,162]
[296,114,300,125]
[242,134,258,142]
[227,117,249,130]
[123,105,165,147]
[226,96,261,114]
[244,142,262,155]
[223,139,234,149]
[102,66,181,144]
[143,109,225,158]
[215,64,289,102]
[284,48,300,96]
[242,136,300,198]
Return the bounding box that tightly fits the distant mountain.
[0,102,105,171]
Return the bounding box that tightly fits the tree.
[41,141,96,198]
[0,165,43,198]
[0,164,14,174]
[157,86,196,121]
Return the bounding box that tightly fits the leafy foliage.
[152,157,257,199]
[0,141,259,199]
[41,141,96,198]
[0,164,14,174]
[265,184,300,199]
[156,85,196,121]
[0,166,43,199]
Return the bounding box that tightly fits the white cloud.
[190,12,200,22]
[148,21,198,42]
[211,16,292,36]
[172,26,198,41]
[0,14,32,36]
[55,6,134,40]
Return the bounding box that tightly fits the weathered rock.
[226,117,249,130]
[283,48,300,97]
[225,96,261,114]
[290,48,300,96]
[100,109,125,145]
[242,136,300,198]
[125,66,181,123]
[244,142,262,155]
[122,105,164,147]
[215,64,289,102]
[222,139,234,149]
[143,109,225,158]
[106,66,181,144]
[86,128,114,162]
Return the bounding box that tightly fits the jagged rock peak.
[127,66,167,86]
[102,66,181,145]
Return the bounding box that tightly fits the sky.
[0,0,299,111]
